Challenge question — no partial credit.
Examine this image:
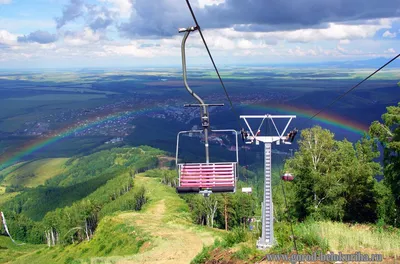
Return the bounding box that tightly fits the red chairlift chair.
[175,130,239,195]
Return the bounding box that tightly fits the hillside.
[1,127,400,264]
[0,158,69,206]
[1,158,69,188]
[0,173,220,264]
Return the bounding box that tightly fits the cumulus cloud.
[0,30,18,46]
[2,0,400,66]
[198,0,225,8]
[55,0,117,33]
[385,48,396,53]
[63,28,102,46]
[204,19,393,45]
[99,0,132,18]
[382,30,397,38]
[86,5,117,31]
[103,42,156,57]
[17,30,57,44]
[200,0,400,30]
[287,46,320,56]
[55,0,85,29]
[119,0,400,38]
[120,0,194,38]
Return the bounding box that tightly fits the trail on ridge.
[102,174,219,264]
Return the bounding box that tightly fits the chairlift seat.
[176,162,236,193]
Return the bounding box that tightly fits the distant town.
[8,89,291,146]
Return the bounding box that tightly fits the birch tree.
[285,126,381,222]
[204,196,218,228]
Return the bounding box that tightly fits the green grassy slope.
[1,147,162,221]
[2,172,220,264]
[2,158,69,188]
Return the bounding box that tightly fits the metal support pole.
[257,142,275,249]
[240,115,296,249]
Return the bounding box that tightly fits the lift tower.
[240,114,296,249]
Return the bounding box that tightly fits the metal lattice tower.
[240,114,296,249]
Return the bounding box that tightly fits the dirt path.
[113,176,217,264]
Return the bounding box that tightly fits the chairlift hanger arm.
[180,26,206,116]
[270,118,281,137]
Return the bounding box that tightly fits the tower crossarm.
[240,115,296,144]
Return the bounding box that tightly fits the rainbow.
[0,102,369,171]
[0,107,164,171]
[245,103,369,135]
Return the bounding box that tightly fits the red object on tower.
[281,172,294,181]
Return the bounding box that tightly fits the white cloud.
[232,50,263,57]
[237,39,262,49]
[385,48,396,53]
[0,30,18,45]
[0,0,11,4]
[1,8,399,66]
[282,19,393,42]
[63,28,102,46]
[208,35,236,50]
[202,18,396,46]
[286,46,320,57]
[103,43,154,57]
[101,39,187,58]
[197,0,225,8]
[382,30,397,38]
[99,0,132,18]
[339,39,351,44]
[337,45,346,53]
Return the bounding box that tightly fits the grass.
[0,236,45,264]
[270,220,400,257]
[317,221,400,257]
[191,220,400,263]
[0,162,27,178]
[0,171,219,264]
[0,190,20,205]
[8,216,149,264]
[2,158,69,187]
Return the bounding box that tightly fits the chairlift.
[176,130,239,194]
[281,172,294,181]
[175,26,239,195]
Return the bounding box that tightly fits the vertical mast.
[240,115,296,249]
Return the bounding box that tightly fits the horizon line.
[0,57,398,70]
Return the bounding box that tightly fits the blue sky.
[0,0,399,68]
